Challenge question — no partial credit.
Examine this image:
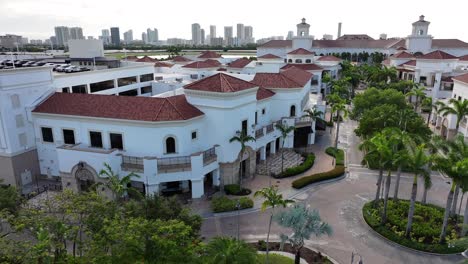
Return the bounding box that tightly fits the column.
[86,84,91,94]
[191,179,204,199]
[414,69,421,83]
[260,146,266,161]
[147,184,160,196]
[270,141,276,154]
[308,121,316,145]
[433,71,442,99]
[212,169,220,187]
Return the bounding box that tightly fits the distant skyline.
[1,0,468,42]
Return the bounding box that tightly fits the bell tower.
[297,18,310,37]
[405,15,432,53]
[292,18,313,50]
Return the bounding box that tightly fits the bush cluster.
[325,147,344,165]
[362,200,464,254]
[273,154,316,179]
[292,166,345,189]
[224,184,252,196]
[211,196,254,213]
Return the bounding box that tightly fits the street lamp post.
[236,200,240,240]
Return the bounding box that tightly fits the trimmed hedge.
[292,166,345,189]
[273,154,316,179]
[224,184,252,196]
[211,196,254,213]
[325,147,344,166]
[362,200,464,254]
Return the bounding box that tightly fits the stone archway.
[238,146,256,180]
[219,146,257,186]
[71,162,98,192]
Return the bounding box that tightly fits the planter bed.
[251,241,332,264]
[273,154,316,179]
[292,166,345,189]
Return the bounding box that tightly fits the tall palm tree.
[303,106,323,133]
[332,102,349,149]
[229,131,256,187]
[275,123,296,173]
[439,99,468,139]
[254,186,294,264]
[421,135,445,204]
[404,144,431,237]
[406,86,426,112]
[98,163,140,201]
[204,237,256,264]
[457,159,468,236]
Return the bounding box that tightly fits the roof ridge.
[164,96,185,120]
[153,98,167,121]
[220,73,234,92]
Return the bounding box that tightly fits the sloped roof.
[317,55,342,61]
[252,67,313,89]
[281,63,323,71]
[401,60,416,66]
[312,39,404,49]
[135,56,156,62]
[258,53,282,59]
[396,46,407,50]
[258,40,292,48]
[227,58,251,68]
[33,93,203,122]
[204,59,222,67]
[418,50,458,60]
[198,51,223,58]
[125,55,139,60]
[184,73,257,93]
[154,61,174,68]
[453,73,468,84]
[172,56,192,62]
[256,87,275,100]
[182,60,219,69]
[391,51,414,59]
[287,48,314,55]
[458,55,468,61]
[432,39,468,49]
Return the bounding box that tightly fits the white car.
[64,66,81,73]
[55,64,71,72]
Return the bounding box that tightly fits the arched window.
[288,59,292,63]
[295,59,302,63]
[165,137,176,153]
[418,29,424,36]
[284,59,287,63]
[290,105,296,117]
[305,59,311,63]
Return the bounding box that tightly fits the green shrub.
[256,253,294,264]
[211,196,254,213]
[292,166,345,189]
[325,147,344,165]
[362,200,464,254]
[224,184,252,196]
[326,121,334,127]
[274,154,315,178]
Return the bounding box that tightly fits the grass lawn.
[362,199,464,254]
[256,253,294,264]
[325,147,344,165]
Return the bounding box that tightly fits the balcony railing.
[266,123,274,134]
[295,116,312,126]
[121,155,144,172]
[255,128,264,139]
[203,147,217,166]
[158,156,191,172]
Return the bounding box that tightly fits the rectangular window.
[110,133,123,150]
[63,129,75,145]
[62,87,69,93]
[255,112,258,125]
[15,114,24,128]
[72,85,87,94]
[41,127,54,143]
[89,131,103,148]
[117,76,137,87]
[140,73,154,82]
[241,120,248,135]
[141,86,152,94]
[18,133,27,147]
[262,108,266,115]
[191,131,197,140]
[90,80,114,93]
[119,89,138,96]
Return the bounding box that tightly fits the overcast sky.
[1,0,467,42]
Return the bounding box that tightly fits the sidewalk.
[192,129,337,218]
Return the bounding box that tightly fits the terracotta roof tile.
[396,46,407,50]
[432,39,468,49]
[453,73,468,84]
[259,40,292,48]
[287,48,314,55]
[252,67,313,89]
[317,55,342,62]
[172,56,192,62]
[418,50,458,60]
[258,53,282,59]
[227,58,251,68]
[391,51,414,59]
[135,56,157,62]
[204,59,221,67]
[281,63,323,71]
[312,39,404,49]
[33,93,203,122]
[182,60,219,69]
[125,55,139,60]
[401,60,416,66]
[256,87,275,100]
[458,55,468,61]
[198,51,223,58]
[184,73,257,93]
[154,61,174,68]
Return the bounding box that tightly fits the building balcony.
[255,128,264,139]
[157,156,191,173]
[294,116,313,127]
[203,146,217,166]
[121,155,144,172]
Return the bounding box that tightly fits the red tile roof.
[317,55,342,62]
[381,59,391,65]
[459,55,468,61]
[441,76,453,83]
[337,34,374,40]
[135,56,157,62]
[287,48,314,55]
[227,58,251,68]
[281,63,323,71]
[182,60,219,69]
[418,50,458,60]
[258,53,281,59]
[432,39,468,49]
[172,56,192,62]
[391,51,414,59]
[401,60,416,66]
[453,73,468,84]
[256,87,275,100]
[33,93,204,122]
[154,61,174,68]
[198,51,222,59]
[125,55,139,60]
[312,39,404,49]
[396,46,407,50]
[184,73,257,93]
[204,59,221,67]
[259,40,292,48]
[252,67,313,89]
[217,68,227,71]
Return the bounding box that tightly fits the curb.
[359,206,462,257]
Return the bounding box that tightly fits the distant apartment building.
[210,25,216,38]
[236,23,245,45]
[287,31,294,40]
[200,29,205,45]
[191,23,201,45]
[70,27,84,40]
[100,29,111,45]
[322,34,333,40]
[211,37,224,46]
[110,27,120,46]
[224,26,233,46]
[244,26,254,44]
[54,26,70,46]
[123,30,133,44]
[30,39,43,45]
[142,32,148,43]
[167,38,187,46]
[147,28,159,44]
[0,34,23,49]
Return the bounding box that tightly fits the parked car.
[79,67,91,72]
[31,62,47,67]
[55,64,71,72]
[22,61,36,67]
[64,66,81,73]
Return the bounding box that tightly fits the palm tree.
[229,131,256,187]
[204,237,256,264]
[439,99,468,139]
[98,163,140,201]
[275,123,296,173]
[303,106,323,133]
[457,159,468,236]
[404,144,430,237]
[332,102,349,149]
[406,86,426,112]
[254,186,294,264]
[274,204,332,264]
[421,135,445,204]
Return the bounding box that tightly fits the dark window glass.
[62,87,69,93]
[117,76,137,87]
[141,86,152,94]
[166,137,176,153]
[140,73,154,82]
[191,131,197,140]
[290,105,296,117]
[41,127,54,143]
[90,80,114,93]
[110,133,123,150]
[119,89,138,96]
[89,131,103,148]
[241,120,248,135]
[255,112,258,124]
[72,85,87,94]
[63,129,75,145]
[262,108,266,115]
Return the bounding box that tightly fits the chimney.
[337,22,342,39]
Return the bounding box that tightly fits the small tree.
[229,131,256,187]
[98,163,140,201]
[438,99,468,139]
[274,204,332,264]
[254,186,294,263]
[406,86,426,112]
[303,106,323,133]
[204,237,256,264]
[275,123,296,173]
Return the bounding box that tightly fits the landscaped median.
[273,153,316,179]
[362,200,464,254]
[325,147,344,165]
[211,196,254,213]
